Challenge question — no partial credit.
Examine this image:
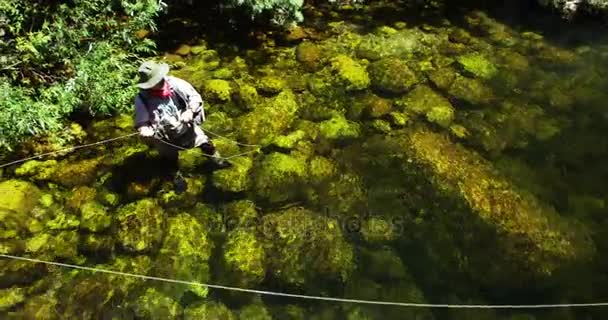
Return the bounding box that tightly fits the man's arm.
[134,94,151,129]
[170,76,203,114]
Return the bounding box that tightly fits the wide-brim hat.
[137,61,169,89]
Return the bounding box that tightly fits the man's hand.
[181,109,194,123]
[138,126,155,137]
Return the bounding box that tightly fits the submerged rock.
[456,52,498,79]
[252,152,307,203]
[154,213,213,300]
[239,302,273,320]
[397,85,455,127]
[368,58,419,94]
[184,301,236,320]
[0,287,25,311]
[222,228,266,287]
[318,116,361,141]
[203,79,232,103]
[296,41,323,71]
[80,201,111,232]
[51,157,103,187]
[394,126,594,285]
[131,287,183,320]
[261,207,355,286]
[212,156,253,193]
[447,76,494,106]
[256,75,286,95]
[329,55,370,91]
[0,180,41,215]
[116,198,165,253]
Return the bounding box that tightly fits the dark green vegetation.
[3,0,608,319]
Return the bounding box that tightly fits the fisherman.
[134,60,231,190]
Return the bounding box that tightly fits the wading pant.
[141,125,218,174]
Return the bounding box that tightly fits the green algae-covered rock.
[15,160,58,181]
[222,200,258,227]
[116,198,165,253]
[359,247,408,281]
[203,79,232,102]
[272,130,307,149]
[132,287,183,320]
[45,211,80,231]
[426,66,458,91]
[426,104,455,128]
[236,84,259,110]
[178,147,205,172]
[368,58,419,94]
[79,233,115,256]
[80,201,111,232]
[395,126,594,286]
[212,67,234,79]
[0,180,41,214]
[397,85,453,116]
[389,112,410,127]
[329,55,370,91]
[318,116,361,141]
[212,156,253,193]
[252,152,307,203]
[89,113,134,141]
[447,76,494,106]
[204,111,235,136]
[362,95,393,119]
[238,90,300,145]
[371,119,392,133]
[154,213,213,300]
[456,53,498,79]
[0,287,25,311]
[261,207,354,286]
[257,75,286,95]
[184,301,237,320]
[239,302,273,320]
[159,176,205,208]
[308,156,337,185]
[296,41,323,71]
[25,231,79,260]
[51,157,102,187]
[223,229,266,287]
[65,186,97,210]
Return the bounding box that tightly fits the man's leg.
[154,139,188,192]
[193,126,231,168]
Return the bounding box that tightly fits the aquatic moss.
[116,198,165,253]
[456,53,498,79]
[203,79,232,102]
[237,90,300,145]
[80,201,111,232]
[154,213,213,299]
[448,76,494,106]
[46,211,80,231]
[212,156,253,193]
[253,152,307,203]
[15,160,58,181]
[359,247,408,281]
[371,119,392,133]
[0,180,41,215]
[318,116,361,141]
[178,147,205,172]
[389,112,410,127]
[236,84,259,110]
[132,287,183,320]
[79,234,115,256]
[360,216,399,243]
[257,75,286,95]
[25,231,79,260]
[184,301,237,320]
[223,229,266,286]
[363,95,393,118]
[396,126,594,283]
[296,41,323,71]
[203,111,235,136]
[65,186,97,210]
[426,66,458,91]
[426,104,455,128]
[222,200,258,227]
[0,287,25,311]
[308,156,337,185]
[272,130,307,149]
[329,55,370,91]
[51,157,102,187]
[239,303,273,320]
[261,207,355,285]
[368,58,419,94]
[212,68,234,79]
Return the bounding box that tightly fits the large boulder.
[116,198,165,253]
[252,152,307,203]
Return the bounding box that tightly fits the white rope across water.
[0,127,260,169]
[1,254,607,309]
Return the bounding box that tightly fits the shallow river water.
[2,1,608,319]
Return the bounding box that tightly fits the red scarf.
[150,80,172,97]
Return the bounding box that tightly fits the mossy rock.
[447,76,494,106]
[79,233,115,256]
[237,90,300,146]
[272,130,307,149]
[132,287,183,320]
[178,147,205,172]
[308,156,337,185]
[0,287,25,311]
[154,213,213,300]
[329,55,370,91]
[318,116,361,141]
[212,68,233,80]
[296,41,323,71]
[363,95,393,118]
[15,160,58,181]
[256,76,286,95]
[368,58,419,94]
[66,186,97,210]
[203,79,232,103]
[456,53,498,79]
[222,229,266,287]
[371,119,392,133]
[0,180,41,215]
[116,198,165,253]
[212,156,253,193]
[25,231,79,260]
[426,66,458,91]
[239,303,272,320]
[45,211,80,231]
[360,216,400,244]
[235,84,259,110]
[222,200,258,228]
[184,301,237,320]
[203,111,235,136]
[51,157,103,187]
[398,85,455,126]
[261,207,354,286]
[252,152,308,203]
[80,201,111,232]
